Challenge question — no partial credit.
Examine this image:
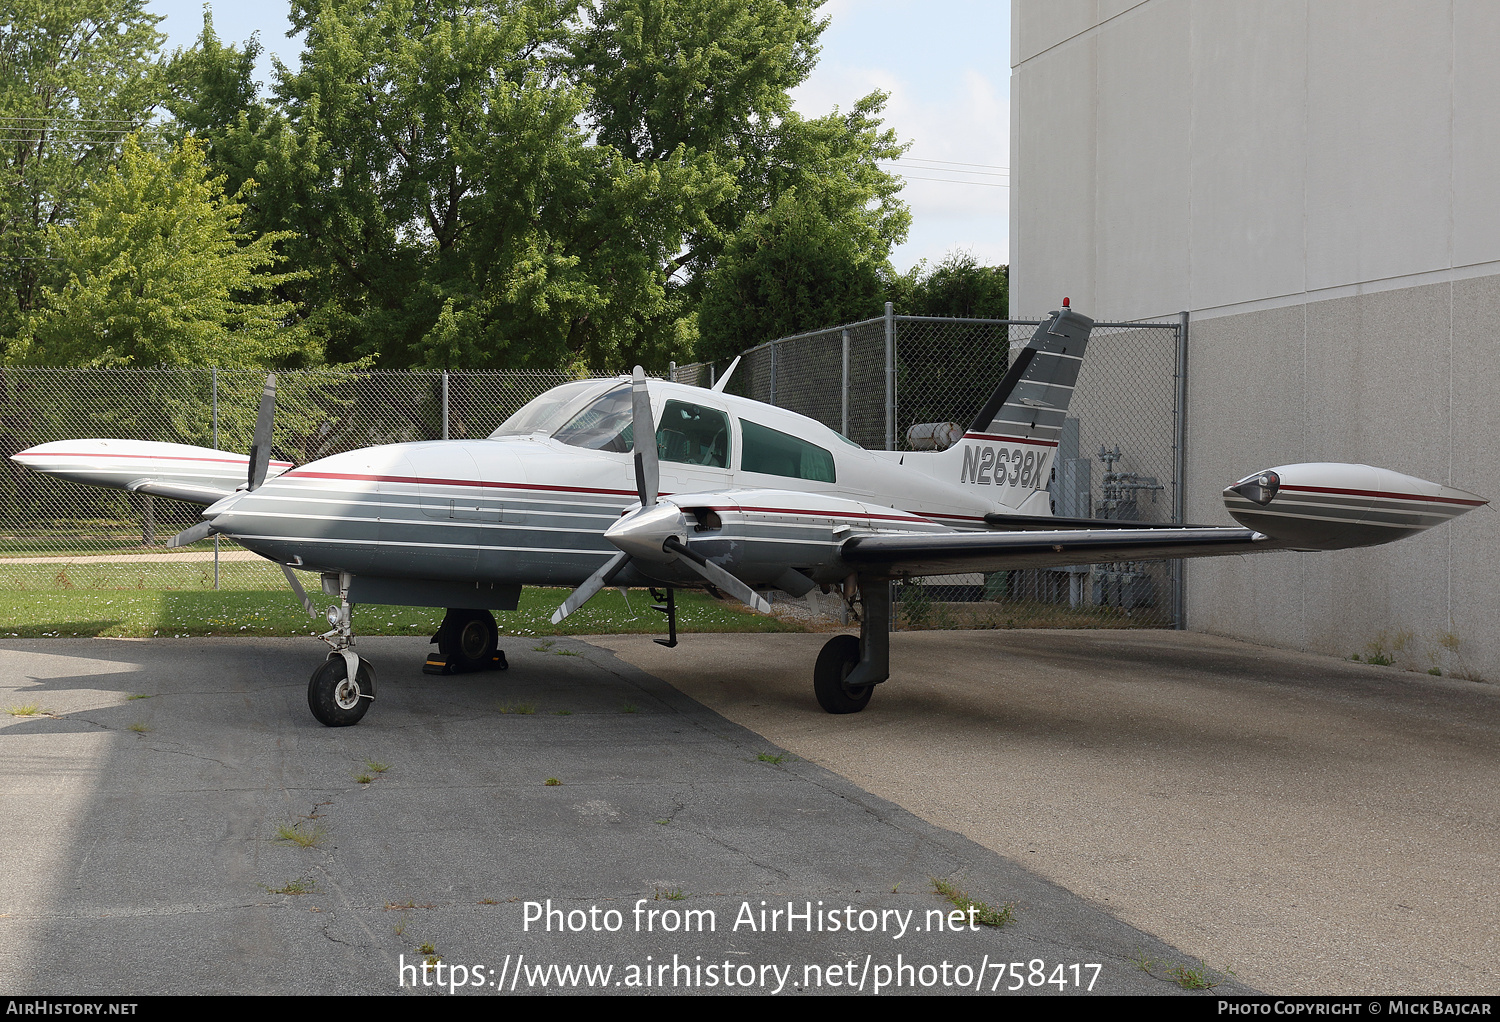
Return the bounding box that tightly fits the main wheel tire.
[813,634,872,714]
[438,609,499,669]
[308,656,374,727]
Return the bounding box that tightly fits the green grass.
[265,879,316,895]
[7,703,44,716]
[931,877,1014,928]
[0,585,804,639]
[274,823,325,848]
[1134,949,1231,990]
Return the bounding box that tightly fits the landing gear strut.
[813,577,889,714]
[307,571,375,726]
[426,608,507,675]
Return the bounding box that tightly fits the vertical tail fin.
[941,307,1094,512]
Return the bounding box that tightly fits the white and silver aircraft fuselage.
[13,308,1486,725]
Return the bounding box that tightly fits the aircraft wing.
[840,526,1274,578]
[11,439,291,507]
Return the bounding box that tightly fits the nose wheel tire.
[437,609,501,670]
[813,634,872,714]
[308,655,374,727]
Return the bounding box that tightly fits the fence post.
[669,361,677,383]
[212,366,219,590]
[1173,310,1189,630]
[770,342,778,406]
[442,370,450,440]
[841,328,850,438]
[884,302,895,450]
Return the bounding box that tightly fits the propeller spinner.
[550,367,771,625]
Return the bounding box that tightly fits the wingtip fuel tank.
[1223,463,1485,550]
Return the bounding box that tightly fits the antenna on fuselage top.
[711,356,741,393]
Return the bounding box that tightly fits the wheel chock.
[422,651,508,676]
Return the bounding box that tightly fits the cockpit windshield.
[551,383,635,452]
[488,380,618,440]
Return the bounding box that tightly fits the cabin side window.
[659,401,730,468]
[738,418,836,483]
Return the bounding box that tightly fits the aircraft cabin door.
[655,399,734,496]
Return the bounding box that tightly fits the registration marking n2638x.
[961,444,1049,490]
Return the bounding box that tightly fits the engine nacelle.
[1223,463,1485,550]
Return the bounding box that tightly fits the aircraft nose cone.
[604,502,688,563]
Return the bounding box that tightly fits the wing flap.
[840,526,1275,577]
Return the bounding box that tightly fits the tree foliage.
[0,0,166,341]
[1,0,912,371]
[16,136,311,367]
[694,90,910,360]
[198,0,738,371]
[890,250,1008,319]
[574,1,908,362]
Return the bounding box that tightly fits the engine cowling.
[1223,463,1485,550]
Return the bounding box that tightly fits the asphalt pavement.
[592,629,1500,995]
[0,633,1236,996]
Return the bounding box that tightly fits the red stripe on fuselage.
[283,469,640,498]
[275,470,958,526]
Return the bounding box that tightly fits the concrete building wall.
[1011,0,1500,676]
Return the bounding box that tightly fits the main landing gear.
[813,577,890,715]
[425,608,508,675]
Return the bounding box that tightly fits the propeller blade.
[631,366,658,508]
[280,563,318,619]
[662,537,772,614]
[551,550,631,624]
[166,519,218,549]
[247,373,277,491]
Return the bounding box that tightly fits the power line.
[889,156,1009,173]
[883,161,1008,180]
[894,174,1008,189]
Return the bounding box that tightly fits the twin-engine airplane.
[12,307,1486,726]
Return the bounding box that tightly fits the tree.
[15,135,310,367]
[153,0,908,372]
[572,1,908,360]
[0,0,166,344]
[695,189,885,358]
[888,251,1011,439]
[162,10,269,201]
[890,249,1008,319]
[196,0,730,372]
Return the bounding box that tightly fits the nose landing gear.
[307,572,376,727]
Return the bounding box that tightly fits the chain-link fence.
[676,306,1187,628]
[0,368,568,590]
[4,308,1185,628]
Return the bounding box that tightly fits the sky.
[145,0,1011,273]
